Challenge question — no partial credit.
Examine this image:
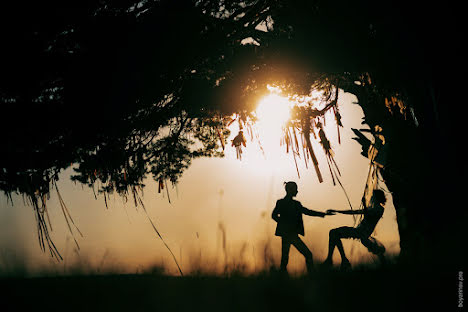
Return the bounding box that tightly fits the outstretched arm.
[326,209,365,215]
[302,206,332,218]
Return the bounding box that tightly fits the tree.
[1,0,466,266]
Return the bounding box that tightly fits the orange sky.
[0,90,400,276]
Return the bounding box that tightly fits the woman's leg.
[325,227,358,263]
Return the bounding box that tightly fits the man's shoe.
[321,259,333,269]
[340,259,351,271]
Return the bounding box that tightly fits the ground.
[0,265,457,311]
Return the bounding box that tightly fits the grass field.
[0,264,457,311]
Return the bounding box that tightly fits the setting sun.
[255,93,292,129]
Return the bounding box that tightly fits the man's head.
[373,189,387,205]
[284,181,298,197]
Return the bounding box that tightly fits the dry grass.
[0,261,454,312]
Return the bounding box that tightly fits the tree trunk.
[346,81,467,269]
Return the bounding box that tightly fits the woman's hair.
[373,189,387,204]
[284,181,297,194]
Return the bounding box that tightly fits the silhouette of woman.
[272,181,333,274]
[322,189,387,270]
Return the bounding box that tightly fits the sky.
[0,90,400,276]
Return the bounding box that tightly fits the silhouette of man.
[322,189,387,270]
[272,181,333,274]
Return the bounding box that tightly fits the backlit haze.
[0,88,400,276]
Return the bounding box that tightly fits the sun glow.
[223,88,296,171]
[255,93,292,129]
[253,92,294,161]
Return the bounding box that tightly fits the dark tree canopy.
[1,0,466,265]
